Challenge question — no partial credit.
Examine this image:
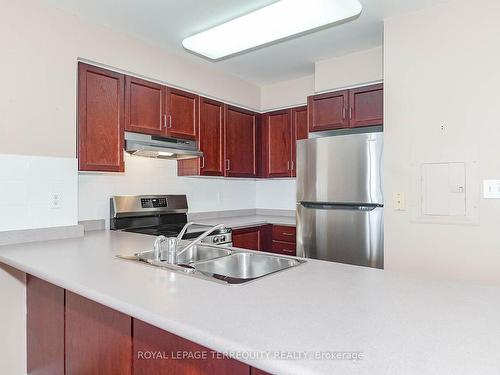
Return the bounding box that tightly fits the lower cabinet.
[26,275,270,375]
[26,275,65,375]
[270,225,296,256]
[65,291,133,375]
[232,225,272,252]
[232,224,295,255]
[134,320,248,375]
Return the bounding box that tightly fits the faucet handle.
[165,237,178,264]
[153,235,167,261]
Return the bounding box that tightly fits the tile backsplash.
[0,154,78,231]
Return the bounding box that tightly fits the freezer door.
[296,132,383,204]
[296,203,384,269]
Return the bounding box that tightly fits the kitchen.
[1,0,500,374]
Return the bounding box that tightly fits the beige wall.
[384,0,500,284]
[0,0,260,159]
[315,46,384,93]
[261,75,314,111]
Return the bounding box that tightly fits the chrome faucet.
[153,223,226,264]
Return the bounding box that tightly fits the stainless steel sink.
[193,252,303,284]
[134,245,232,264]
[118,244,305,285]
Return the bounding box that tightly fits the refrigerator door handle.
[299,202,383,211]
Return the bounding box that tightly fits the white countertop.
[191,214,296,228]
[0,230,499,375]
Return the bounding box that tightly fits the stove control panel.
[201,232,232,246]
[141,197,167,208]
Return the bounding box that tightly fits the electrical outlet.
[51,191,62,209]
[393,192,405,211]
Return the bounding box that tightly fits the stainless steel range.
[110,195,232,246]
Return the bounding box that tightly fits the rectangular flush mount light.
[182,0,362,60]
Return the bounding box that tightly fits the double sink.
[119,244,305,285]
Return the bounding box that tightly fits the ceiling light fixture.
[182,0,362,60]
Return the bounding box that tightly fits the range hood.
[125,132,202,160]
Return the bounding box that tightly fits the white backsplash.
[256,179,296,210]
[79,154,259,228]
[0,154,78,231]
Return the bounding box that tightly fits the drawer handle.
[282,233,294,236]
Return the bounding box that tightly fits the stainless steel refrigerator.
[296,132,384,269]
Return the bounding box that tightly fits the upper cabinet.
[262,109,293,178]
[125,78,198,139]
[224,106,259,177]
[292,106,308,141]
[78,63,125,172]
[261,105,307,178]
[166,88,199,140]
[199,97,225,176]
[125,76,165,136]
[348,84,383,128]
[308,83,383,132]
[291,106,308,177]
[308,90,349,132]
[178,97,225,177]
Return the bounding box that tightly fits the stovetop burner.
[123,223,230,239]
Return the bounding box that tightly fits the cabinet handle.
[342,107,346,120]
[349,107,353,119]
[226,159,230,171]
[200,156,205,169]
[168,115,172,129]
[162,114,167,128]
[287,161,290,170]
[282,233,294,236]
[291,161,294,170]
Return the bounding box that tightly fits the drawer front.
[272,240,296,256]
[272,225,296,243]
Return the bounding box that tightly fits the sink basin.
[134,245,232,264]
[193,252,304,284]
[119,245,305,285]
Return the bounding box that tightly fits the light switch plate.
[393,192,405,210]
[483,180,500,198]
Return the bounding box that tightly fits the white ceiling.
[41,0,444,85]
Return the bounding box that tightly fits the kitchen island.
[0,230,499,375]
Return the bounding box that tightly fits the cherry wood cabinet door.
[292,106,308,141]
[348,83,383,128]
[166,88,199,140]
[232,227,262,250]
[27,275,65,375]
[65,291,132,375]
[262,109,293,178]
[224,105,257,177]
[307,90,349,132]
[291,106,308,177]
[78,63,125,172]
[133,319,249,375]
[125,75,165,136]
[199,97,225,176]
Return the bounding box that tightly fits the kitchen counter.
[192,214,295,229]
[1,230,499,375]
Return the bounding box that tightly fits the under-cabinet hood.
[124,132,202,160]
